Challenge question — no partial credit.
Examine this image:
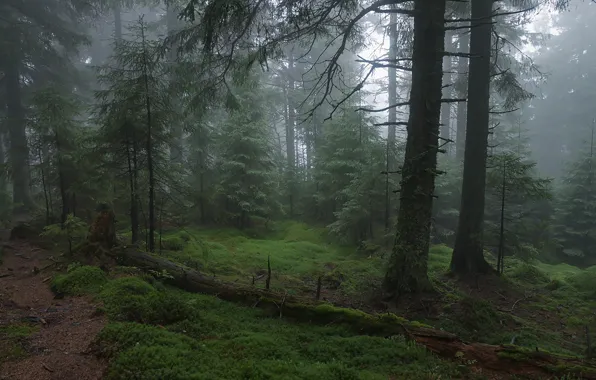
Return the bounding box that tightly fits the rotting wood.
[105,246,596,379]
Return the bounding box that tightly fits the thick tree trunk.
[5,55,33,216]
[455,32,470,161]
[440,31,453,152]
[450,0,493,275]
[383,0,446,298]
[385,11,398,231]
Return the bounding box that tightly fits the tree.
[28,86,81,225]
[216,76,279,229]
[383,0,447,297]
[554,122,596,266]
[450,0,495,275]
[95,17,171,251]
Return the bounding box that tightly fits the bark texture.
[451,0,493,275]
[383,0,446,297]
[455,32,470,161]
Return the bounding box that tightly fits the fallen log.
[106,246,596,379]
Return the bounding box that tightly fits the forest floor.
[1,221,595,379]
[0,240,107,379]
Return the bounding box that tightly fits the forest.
[2,0,596,378]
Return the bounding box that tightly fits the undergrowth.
[130,221,596,359]
[54,267,466,379]
[52,220,596,377]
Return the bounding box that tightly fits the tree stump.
[88,204,116,249]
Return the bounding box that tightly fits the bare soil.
[0,240,107,380]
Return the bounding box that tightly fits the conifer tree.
[95,17,171,250]
[216,76,279,229]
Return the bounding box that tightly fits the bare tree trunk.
[113,2,122,40]
[450,0,493,275]
[385,11,398,232]
[440,31,454,153]
[455,32,470,161]
[285,60,296,216]
[5,53,33,217]
[140,25,155,252]
[167,3,184,165]
[383,0,447,298]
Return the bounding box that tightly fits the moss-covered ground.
[141,222,596,359]
[53,266,469,379]
[52,220,593,378]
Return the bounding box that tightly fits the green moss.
[95,278,463,379]
[509,263,550,285]
[160,236,186,251]
[98,277,194,325]
[51,265,108,295]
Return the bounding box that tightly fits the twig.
[42,363,54,372]
[265,255,271,290]
[316,276,322,300]
[279,292,287,319]
[0,273,12,278]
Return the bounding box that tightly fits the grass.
[55,267,468,379]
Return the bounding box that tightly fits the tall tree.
[383,0,447,297]
[385,11,398,231]
[455,31,469,161]
[450,0,494,275]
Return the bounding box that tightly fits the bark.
[440,31,453,152]
[167,3,184,165]
[383,0,446,298]
[455,32,470,161]
[385,11,398,231]
[5,54,33,216]
[450,0,493,275]
[141,26,155,252]
[113,2,122,40]
[0,130,6,193]
[104,245,596,379]
[285,48,296,216]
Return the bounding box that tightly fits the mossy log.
[106,247,596,378]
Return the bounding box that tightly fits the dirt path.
[0,240,107,380]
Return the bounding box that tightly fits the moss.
[160,236,186,251]
[99,277,195,325]
[96,281,463,379]
[51,265,108,295]
[510,264,551,285]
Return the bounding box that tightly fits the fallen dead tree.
[104,246,596,379]
[61,210,596,379]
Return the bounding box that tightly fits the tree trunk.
[440,31,453,153]
[385,11,398,231]
[455,32,470,161]
[383,0,446,298]
[285,48,296,216]
[113,2,122,40]
[5,54,33,216]
[141,26,155,253]
[450,0,493,275]
[167,3,184,165]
